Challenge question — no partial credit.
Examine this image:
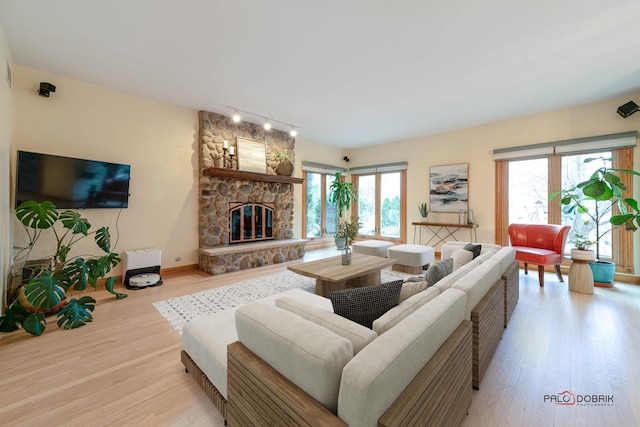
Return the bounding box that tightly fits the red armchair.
[508,223,571,287]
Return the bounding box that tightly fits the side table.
[567,250,594,295]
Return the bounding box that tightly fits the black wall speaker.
[617,101,639,118]
[38,82,56,97]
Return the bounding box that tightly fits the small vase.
[275,159,294,176]
[342,246,351,266]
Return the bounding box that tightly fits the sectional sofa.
[181,242,518,426]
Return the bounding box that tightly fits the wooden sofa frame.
[226,320,472,427]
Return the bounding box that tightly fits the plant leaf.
[95,227,112,253]
[56,297,95,330]
[0,303,30,332]
[105,277,128,299]
[582,180,613,201]
[16,200,58,229]
[59,210,91,235]
[610,214,635,226]
[22,312,46,336]
[24,272,66,311]
[63,258,89,292]
[86,253,121,286]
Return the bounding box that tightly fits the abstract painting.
[429,163,469,212]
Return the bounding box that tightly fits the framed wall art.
[429,163,469,212]
[237,137,267,173]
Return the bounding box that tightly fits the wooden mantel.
[202,167,304,184]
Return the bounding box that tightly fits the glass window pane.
[508,158,548,224]
[358,175,376,236]
[561,153,612,257]
[306,173,322,238]
[380,172,401,238]
[325,174,337,235]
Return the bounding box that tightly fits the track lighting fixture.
[227,106,299,137]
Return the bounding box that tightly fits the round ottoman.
[351,240,395,257]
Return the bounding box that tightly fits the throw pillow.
[399,279,429,302]
[425,258,454,287]
[329,280,403,329]
[451,247,474,270]
[464,243,482,259]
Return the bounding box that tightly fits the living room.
[2,2,640,426]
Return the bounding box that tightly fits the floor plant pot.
[589,260,615,287]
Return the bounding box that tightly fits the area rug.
[153,268,415,334]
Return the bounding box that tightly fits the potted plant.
[328,172,357,248]
[418,202,430,220]
[549,157,640,285]
[336,217,363,246]
[274,146,294,176]
[570,234,596,262]
[0,200,126,336]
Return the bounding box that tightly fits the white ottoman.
[351,240,395,257]
[387,244,435,274]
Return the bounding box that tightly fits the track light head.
[264,119,272,130]
[617,101,639,118]
[38,82,56,97]
[289,127,297,137]
[232,109,241,122]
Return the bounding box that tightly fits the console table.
[412,222,478,246]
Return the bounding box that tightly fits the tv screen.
[16,151,131,209]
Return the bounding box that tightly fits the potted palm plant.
[0,200,126,336]
[549,157,640,285]
[328,172,357,249]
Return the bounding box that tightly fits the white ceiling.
[1,0,640,148]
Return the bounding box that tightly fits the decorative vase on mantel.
[275,159,294,176]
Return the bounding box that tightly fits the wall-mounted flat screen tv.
[16,150,131,209]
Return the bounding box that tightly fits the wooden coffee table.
[288,253,397,297]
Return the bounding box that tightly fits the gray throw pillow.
[329,280,403,329]
[425,258,454,286]
[464,243,482,259]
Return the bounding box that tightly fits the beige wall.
[347,94,640,273]
[0,21,14,305]
[13,65,199,275]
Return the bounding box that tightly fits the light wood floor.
[1,248,639,427]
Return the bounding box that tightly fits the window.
[495,131,636,274]
[302,162,343,240]
[352,163,407,242]
[303,171,337,238]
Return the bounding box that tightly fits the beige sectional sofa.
[181,242,518,426]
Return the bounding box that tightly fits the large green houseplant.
[329,172,357,248]
[549,157,640,284]
[0,200,126,336]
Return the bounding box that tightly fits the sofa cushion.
[329,280,403,329]
[338,288,468,427]
[440,241,501,260]
[276,297,377,354]
[431,257,481,293]
[452,260,501,320]
[425,258,454,286]
[235,302,352,414]
[451,247,474,270]
[372,287,440,335]
[489,246,517,274]
[399,278,429,302]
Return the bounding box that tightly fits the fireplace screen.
[229,203,274,244]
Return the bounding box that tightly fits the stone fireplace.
[198,111,306,275]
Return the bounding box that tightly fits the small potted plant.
[274,146,294,176]
[336,217,362,246]
[418,202,430,220]
[570,233,596,262]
